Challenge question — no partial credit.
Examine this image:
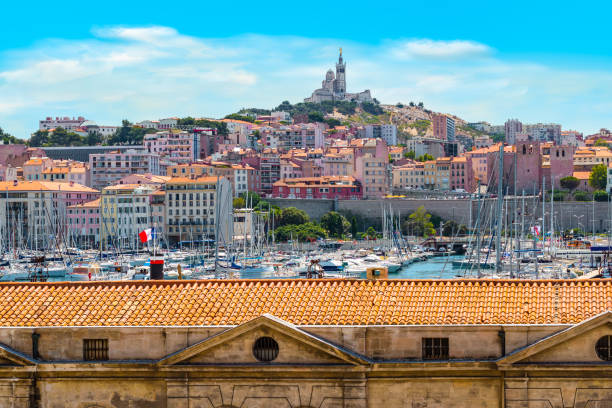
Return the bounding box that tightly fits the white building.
[364,124,397,146]
[89,149,161,191]
[99,184,157,250]
[39,116,87,131]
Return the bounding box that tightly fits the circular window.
[252,336,279,362]
[595,336,612,361]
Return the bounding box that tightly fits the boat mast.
[495,143,504,274]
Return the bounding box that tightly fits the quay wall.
[267,198,611,233]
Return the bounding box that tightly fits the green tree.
[240,191,261,208]
[274,223,327,242]
[442,220,467,236]
[560,176,580,191]
[366,226,377,239]
[224,113,255,123]
[279,207,309,226]
[308,112,325,123]
[404,150,416,159]
[594,190,609,202]
[402,206,435,237]
[320,211,350,238]
[324,118,342,128]
[595,139,610,148]
[589,164,607,190]
[233,197,246,209]
[574,191,591,201]
[361,102,384,115]
[0,127,25,144]
[350,216,358,238]
[416,154,434,162]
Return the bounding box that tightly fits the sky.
[1,0,611,137]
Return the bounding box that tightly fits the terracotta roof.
[0,279,609,327]
[0,181,98,193]
[67,198,100,209]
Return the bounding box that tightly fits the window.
[422,337,449,360]
[252,337,279,362]
[595,335,612,361]
[83,339,108,361]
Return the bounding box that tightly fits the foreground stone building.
[0,279,609,407]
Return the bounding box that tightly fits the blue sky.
[1,0,611,136]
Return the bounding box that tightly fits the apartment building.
[0,181,99,250]
[321,153,352,177]
[164,177,217,244]
[89,149,161,191]
[362,124,398,146]
[432,114,455,141]
[272,176,362,199]
[39,116,87,131]
[99,184,157,250]
[423,160,436,188]
[450,156,475,192]
[573,147,612,171]
[355,153,389,198]
[144,130,194,164]
[67,198,100,247]
[434,157,451,190]
[504,119,523,144]
[392,162,425,190]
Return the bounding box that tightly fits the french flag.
[139,228,154,243]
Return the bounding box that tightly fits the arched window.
[522,145,527,155]
[595,336,612,361]
[562,150,565,157]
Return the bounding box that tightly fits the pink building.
[548,145,575,189]
[144,130,194,164]
[322,153,352,177]
[67,198,100,246]
[450,156,475,192]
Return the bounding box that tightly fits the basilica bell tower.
[334,48,346,98]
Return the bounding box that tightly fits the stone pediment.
[0,343,37,366]
[499,311,612,367]
[158,314,369,366]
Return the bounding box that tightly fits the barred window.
[252,337,279,362]
[83,339,109,361]
[422,337,449,360]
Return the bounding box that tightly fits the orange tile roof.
[67,198,101,208]
[0,181,98,193]
[0,279,608,327]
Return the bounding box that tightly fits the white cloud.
[0,26,611,137]
[392,39,492,60]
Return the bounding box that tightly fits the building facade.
[272,176,362,199]
[89,149,161,191]
[99,184,157,250]
[0,279,609,408]
[432,114,455,141]
[164,177,217,244]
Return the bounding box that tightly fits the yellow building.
[423,160,436,188]
[435,157,451,190]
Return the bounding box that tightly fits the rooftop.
[0,279,608,327]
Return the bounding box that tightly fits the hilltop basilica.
[304,49,373,103]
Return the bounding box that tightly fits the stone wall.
[268,197,611,233]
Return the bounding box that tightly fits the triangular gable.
[498,311,612,366]
[157,314,369,366]
[0,343,37,366]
